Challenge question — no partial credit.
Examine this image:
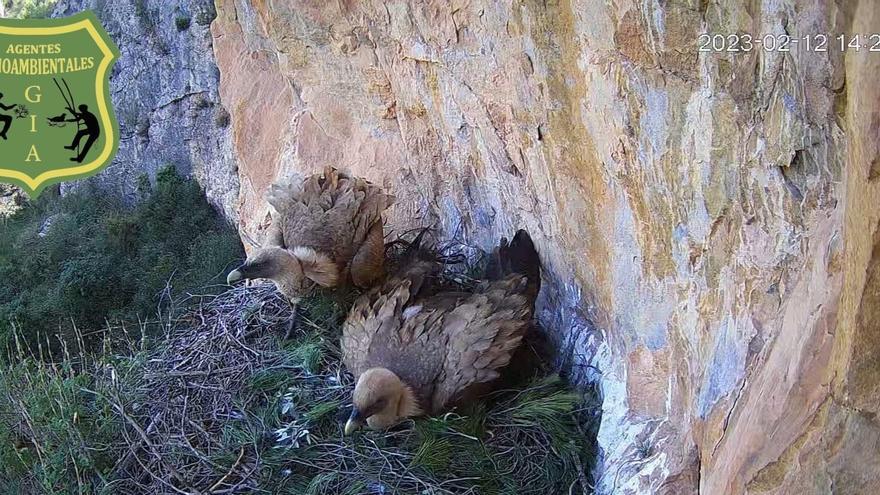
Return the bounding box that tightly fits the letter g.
[24,85,41,103]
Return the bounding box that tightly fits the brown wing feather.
[264,219,285,248]
[266,168,392,286]
[342,231,540,415]
[430,275,532,412]
[349,220,385,288]
[341,281,405,377]
[342,273,533,414]
[341,261,447,402]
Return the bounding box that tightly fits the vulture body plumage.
[342,230,541,432]
[227,167,393,301]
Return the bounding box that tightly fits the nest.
[2,283,599,494]
[98,285,303,493]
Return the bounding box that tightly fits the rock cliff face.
[0,183,24,217]
[52,0,238,219]
[210,1,879,493]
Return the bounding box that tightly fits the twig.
[208,446,245,493]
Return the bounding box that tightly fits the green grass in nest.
[0,282,600,494]
[247,289,601,495]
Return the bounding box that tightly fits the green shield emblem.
[0,11,119,196]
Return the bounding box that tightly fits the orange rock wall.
[211,0,879,492]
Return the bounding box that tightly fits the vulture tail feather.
[490,229,541,296]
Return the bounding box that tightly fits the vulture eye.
[243,259,272,278]
[363,398,386,417]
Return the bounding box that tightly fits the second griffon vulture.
[341,230,541,433]
[227,167,393,303]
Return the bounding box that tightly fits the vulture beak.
[344,408,365,435]
[227,268,244,285]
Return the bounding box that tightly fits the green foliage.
[214,107,231,128]
[131,0,171,55]
[0,333,147,493]
[282,338,324,374]
[249,368,296,393]
[508,377,584,440]
[194,3,216,26]
[0,166,243,355]
[243,293,600,495]
[175,15,191,32]
[135,114,150,137]
[132,0,147,22]
[268,370,596,494]
[410,437,453,474]
[2,0,58,19]
[0,280,600,494]
[193,94,213,110]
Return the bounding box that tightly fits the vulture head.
[344,368,422,434]
[227,246,339,301]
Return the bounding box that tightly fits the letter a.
[25,145,41,162]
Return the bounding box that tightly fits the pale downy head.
[344,368,422,434]
[226,246,339,301]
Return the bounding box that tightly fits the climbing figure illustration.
[51,78,100,163]
[64,104,100,163]
[0,92,19,140]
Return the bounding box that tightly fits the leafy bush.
[2,0,58,19]
[214,107,231,128]
[0,172,600,493]
[175,15,191,32]
[194,3,216,26]
[0,166,243,355]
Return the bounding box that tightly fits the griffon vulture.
[227,167,393,305]
[341,230,541,433]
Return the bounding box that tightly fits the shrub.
[175,15,191,32]
[214,107,231,128]
[3,0,58,19]
[135,114,150,137]
[0,285,600,493]
[195,4,216,26]
[193,94,213,110]
[132,0,148,25]
[0,166,243,356]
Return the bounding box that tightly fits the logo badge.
[0,11,119,196]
